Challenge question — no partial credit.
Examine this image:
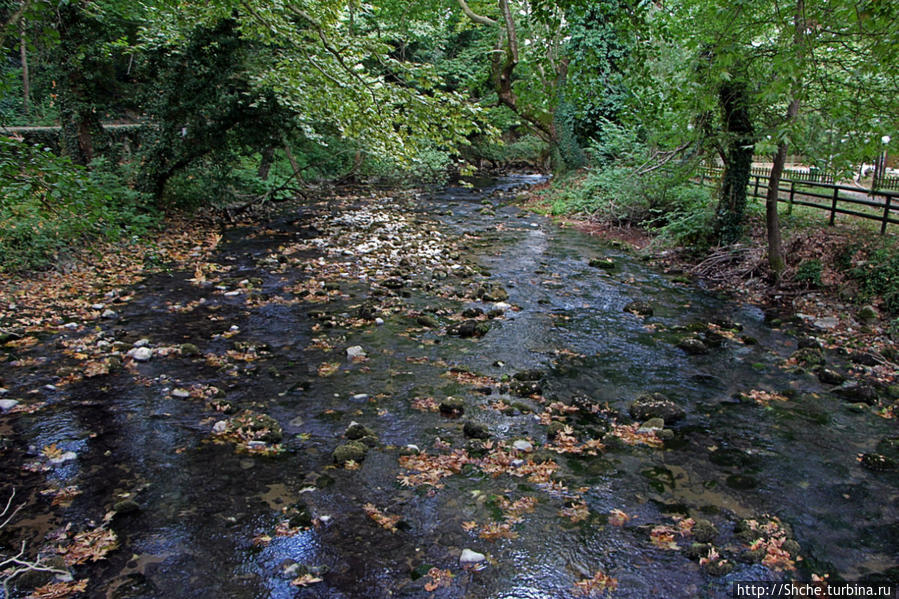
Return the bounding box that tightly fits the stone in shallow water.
[346,345,366,360]
[460,549,486,565]
[132,347,153,362]
[0,399,20,411]
[512,440,533,452]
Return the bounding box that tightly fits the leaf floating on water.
[573,570,618,596]
[27,579,88,599]
[317,361,341,377]
[742,389,789,406]
[57,528,118,565]
[559,501,590,523]
[608,509,631,527]
[649,525,680,550]
[362,503,401,532]
[290,574,324,587]
[423,568,453,592]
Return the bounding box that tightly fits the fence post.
[700,169,705,187]
[829,187,838,226]
[753,175,760,199]
[882,193,893,235]
[788,181,795,215]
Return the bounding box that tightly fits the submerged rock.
[0,399,19,412]
[463,420,490,439]
[677,338,708,355]
[345,421,375,440]
[333,441,368,465]
[132,347,153,362]
[816,367,845,386]
[629,393,685,424]
[589,258,616,271]
[692,519,718,543]
[459,549,486,566]
[623,301,653,317]
[448,320,490,338]
[346,345,367,360]
[834,381,878,405]
[439,397,464,416]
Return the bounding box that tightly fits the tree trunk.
[19,14,30,118]
[714,81,754,244]
[257,146,275,180]
[764,0,805,282]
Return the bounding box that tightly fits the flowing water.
[1,176,897,598]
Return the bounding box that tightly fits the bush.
[795,259,823,287]
[0,139,156,272]
[540,120,713,247]
[851,247,899,314]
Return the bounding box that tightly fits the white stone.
[132,347,153,362]
[101,309,117,319]
[213,420,228,434]
[460,549,486,565]
[172,388,191,399]
[351,393,370,401]
[512,440,533,453]
[134,338,151,348]
[91,303,105,310]
[374,317,385,326]
[0,387,8,395]
[224,290,241,297]
[0,399,19,411]
[50,451,77,464]
[346,345,366,360]
[63,323,79,330]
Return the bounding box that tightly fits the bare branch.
[456,0,497,26]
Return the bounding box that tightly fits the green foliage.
[543,120,712,247]
[0,138,156,272]
[851,248,899,314]
[795,259,823,288]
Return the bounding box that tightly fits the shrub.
[795,259,823,287]
[851,248,899,314]
[0,139,156,272]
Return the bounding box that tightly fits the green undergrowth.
[0,138,158,273]
[536,121,713,248]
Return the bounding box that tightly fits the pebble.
[0,399,19,411]
[63,323,79,330]
[213,421,228,434]
[91,303,105,310]
[132,347,153,362]
[134,339,151,348]
[351,393,370,401]
[101,309,117,319]
[172,388,191,399]
[0,388,8,396]
[460,549,486,566]
[50,451,77,464]
[224,290,241,296]
[374,317,385,325]
[346,345,366,360]
[512,440,533,452]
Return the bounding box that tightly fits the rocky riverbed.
[0,175,896,598]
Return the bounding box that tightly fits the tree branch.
[456,0,497,26]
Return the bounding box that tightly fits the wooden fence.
[697,166,899,234]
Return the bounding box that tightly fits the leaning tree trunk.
[714,81,754,245]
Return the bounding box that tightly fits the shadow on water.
[1,175,896,598]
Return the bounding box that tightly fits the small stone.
[463,420,490,439]
[812,316,839,330]
[460,549,486,566]
[692,519,718,543]
[50,451,77,464]
[345,421,375,440]
[333,441,368,464]
[63,322,79,330]
[816,368,845,386]
[351,393,370,402]
[859,452,896,472]
[512,440,533,452]
[247,440,267,450]
[448,320,490,338]
[172,388,191,399]
[439,397,464,416]
[91,303,105,310]
[346,345,366,360]
[374,318,385,326]
[113,500,141,515]
[0,399,20,412]
[834,381,878,405]
[629,393,685,424]
[134,338,151,348]
[623,301,653,317]
[677,338,709,355]
[416,315,439,328]
[132,347,153,362]
[857,305,878,322]
[0,388,7,396]
[213,420,228,434]
[101,309,117,319]
[589,257,616,270]
[180,343,201,356]
[641,418,666,431]
[400,444,420,456]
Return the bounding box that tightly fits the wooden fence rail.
[697,166,899,234]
